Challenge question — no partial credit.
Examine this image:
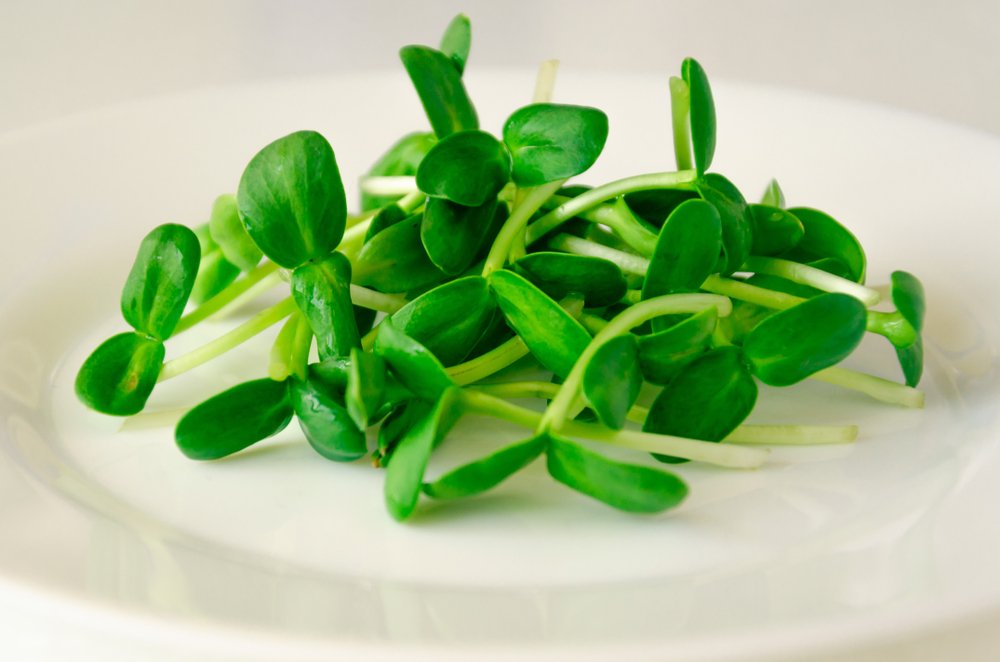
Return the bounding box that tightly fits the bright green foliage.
[424,433,548,499]
[76,332,165,416]
[290,252,359,359]
[515,252,627,307]
[209,194,262,271]
[400,45,478,138]
[783,207,867,283]
[582,335,642,430]
[439,13,472,74]
[682,58,716,175]
[290,374,367,462]
[362,132,436,211]
[416,130,510,206]
[502,103,608,185]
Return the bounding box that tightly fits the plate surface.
[1,70,999,660]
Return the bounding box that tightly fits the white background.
[2,1,1000,660]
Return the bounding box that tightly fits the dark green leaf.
[547,436,688,513]
[896,336,924,388]
[175,378,293,460]
[361,132,436,211]
[682,58,716,175]
[697,173,753,276]
[502,103,609,186]
[353,214,446,293]
[749,204,804,256]
[439,13,471,74]
[120,223,201,340]
[743,292,866,386]
[290,252,360,359]
[290,375,367,462]
[76,332,164,416]
[637,307,718,384]
[346,348,386,430]
[390,275,496,366]
[399,45,479,138]
[487,270,591,379]
[237,130,347,269]
[365,203,409,243]
[623,189,700,228]
[208,193,262,271]
[891,271,925,386]
[644,347,757,462]
[384,387,462,521]
[420,197,496,275]
[642,199,722,303]
[782,207,866,283]
[583,335,642,430]
[190,248,240,305]
[424,433,547,500]
[374,318,454,401]
[514,252,626,307]
[416,130,510,206]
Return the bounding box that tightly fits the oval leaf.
[420,197,496,275]
[399,45,479,138]
[697,173,753,276]
[374,318,454,401]
[743,292,867,386]
[487,270,591,379]
[583,335,642,430]
[502,103,609,186]
[514,252,627,307]
[120,223,201,340]
[76,332,164,416]
[682,58,716,175]
[423,434,547,500]
[390,275,496,366]
[749,204,804,256]
[547,436,688,513]
[175,378,293,460]
[384,387,462,521]
[643,347,757,461]
[346,348,386,430]
[637,307,718,385]
[642,199,722,301]
[361,132,436,211]
[290,252,360,360]
[237,130,347,269]
[892,271,925,333]
[290,375,367,462]
[782,207,866,283]
[209,193,262,271]
[353,214,446,293]
[416,130,510,206]
[438,13,471,74]
[191,249,240,305]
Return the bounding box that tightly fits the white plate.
[1,70,999,661]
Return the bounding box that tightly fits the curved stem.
[810,366,925,408]
[446,336,531,385]
[350,284,407,313]
[174,262,280,335]
[360,176,417,196]
[482,180,566,276]
[669,76,693,171]
[744,256,880,306]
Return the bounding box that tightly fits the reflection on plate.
[1,71,999,660]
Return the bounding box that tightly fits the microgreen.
[77,13,928,523]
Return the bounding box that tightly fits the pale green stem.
[725,424,859,445]
[461,390,767,469]
[289,316,313,381]
[159,297,297,382]
[701,275,803,310]
[350,284,407,313]
[549,233,651,275]
[540,293,732,431]
[524,170,697,245]
[533,59,560,103]
[483,180,566,275]
[669,76,693,171]
[337,216,376,259]
[811,367,925,408]
[174,262,281,334]
[360,176,417,196]
[541,195,658,255]
[346,209,378,228]
[446,336,531,385]
[268,312,302,381]
[744,256,881,307]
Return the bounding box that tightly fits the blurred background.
[2,0,1000,137]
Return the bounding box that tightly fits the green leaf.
[384,387,462,521]
[643,347,757,459]
[290,374,367,462]
[637,307,718,385]
[748,204,804,256]
[487,270,591,379]
[583,335,642,430]
[190,249,240,305]
[642,199,722,302]
[353,214,446,293]
[175,378,293,460]
[891,271,925,386]
[760,178,786,208]
[697,173,753,276]
[782,207,866,283]
[208,193,262,271]
[346,348,386,430]
[374,318,454,401]
[420,197,496,275]
[513,252,627,307]
[365,203,409,243]
[416,130,510,206]
[361,132,436,211]
[896,336,924,388]
[743,292,867,386]
[547,436,688,513]
[623,189,700,228]
[423,433,548,500]
[120,223,201,341]
[682,58,716,175]
[237,130,347,269]
[399,45,479,138]
[502,103,609,186]
[290,252,359,360]
[76,332,165,416]
[439,13,471,74]
[390,275,496,366]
